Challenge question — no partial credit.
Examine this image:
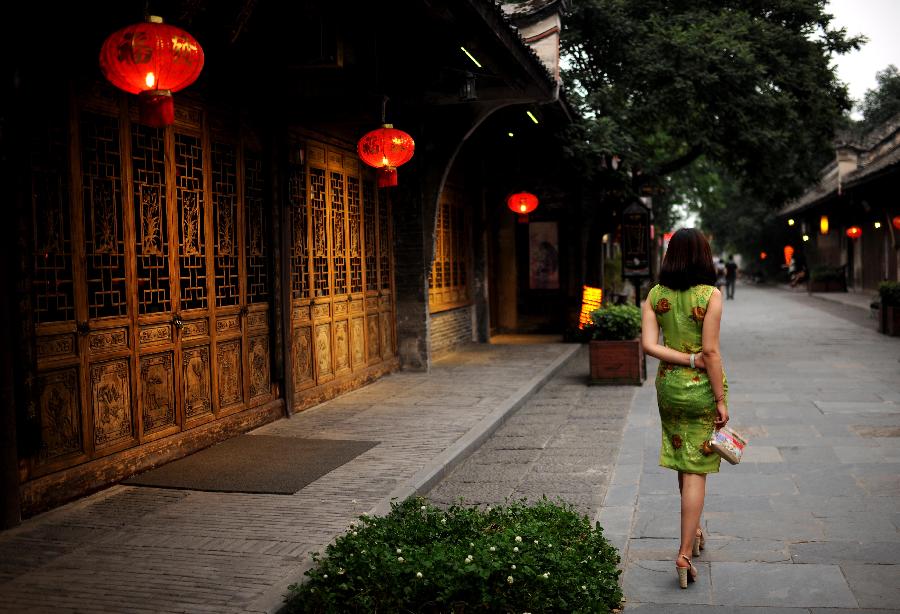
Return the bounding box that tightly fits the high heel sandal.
[676,554,697,589]
[692,528,705,557]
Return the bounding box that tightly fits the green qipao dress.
[648,283,726,474]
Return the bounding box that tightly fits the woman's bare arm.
[701,289,729,427]
[640,298,697,367]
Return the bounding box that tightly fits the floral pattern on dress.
[654,298,671,314]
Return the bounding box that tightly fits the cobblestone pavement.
[615,284,900,612]
[427,345,636,516]
[0,342,576,614]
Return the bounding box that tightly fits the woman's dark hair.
[658,228,717,290]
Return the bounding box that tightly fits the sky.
[826,0,900,115]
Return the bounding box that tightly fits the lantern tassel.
[139,90,175,127]
[377,167,398,188]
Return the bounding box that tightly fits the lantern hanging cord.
[381,96,389,125]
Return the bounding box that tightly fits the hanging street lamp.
[846,226,862,239]
[100,15,204,127]
[820,215,829,235]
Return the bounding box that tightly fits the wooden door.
[287,137,396,410]
[25,89,275,481]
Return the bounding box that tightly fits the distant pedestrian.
[640,228,729,589]
[714,259,726,293]
[725,255,738,299]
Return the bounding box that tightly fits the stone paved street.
[427,346,635,515]
[0,343,576,614]
[612,284,900,611]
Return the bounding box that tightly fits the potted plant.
[808,265,847,292]
[585,304,645,385]
[878,281,900,336]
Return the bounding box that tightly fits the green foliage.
[810,265,846,283]
[858,65,900,132]
[879,281,900,307]
[587,304,642,341]
[562,0,861,206]
[284,497,623,614]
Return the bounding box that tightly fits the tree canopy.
[857,64,900,132]
[562,0,863,207]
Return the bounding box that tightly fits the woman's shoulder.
[689,284,718,303]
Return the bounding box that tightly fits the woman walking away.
[640,228,729,589]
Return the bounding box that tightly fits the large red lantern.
[100,16,204,127]
[357,124,415,187]
[892,216,900,231]
[507,192,539,220]
[846,226,862,239]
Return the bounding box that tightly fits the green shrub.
[879,281,900,306]
[587,304,642,341]
[284,497,623,613]
[809,265,845,283]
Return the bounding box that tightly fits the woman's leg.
[677,472,707,566]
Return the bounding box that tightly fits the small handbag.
[708,426,747,465]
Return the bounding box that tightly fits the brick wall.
[430,306,473,356]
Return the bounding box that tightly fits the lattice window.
[132,124,170,315]
[81,112,127,319]
[211,141,239,307]
[429,199,471,312]
[348,176,363,293]
[31,108,74,324]
[245,150,270,304]
[363,180,378,292]
[310,167,329,297]
[289,160,309,299]
[330,171,347,295]
[378,192,391,291]
[175,133,207,310]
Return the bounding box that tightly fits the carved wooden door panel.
[288,137,394,408]
[26,92,275,481]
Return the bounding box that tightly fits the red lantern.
[892,216,900,231]
[846,226,862,239]
[783,245,794,266]
[507,192,539,220]
[760,251,767,260]
[357,124,415,187]
[100,16,204,127]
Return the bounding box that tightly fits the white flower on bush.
[421,505,427,511]
[338,568,345,575]
[513,546,519,553]
[464,555,473,564]
[534,540,539,545]
[486,506,492,512]
[416,572,423,579]
[352,531,358,536]
[441,517,447,524]
[581,585,587,590]
[511,564,516,570]
[548,543,553,548]
[489,546,496,552]
[323,574,328,579]
[515,536,522,542]
[397,556,405,563]
[542,572,550,579]
[469,542,475,548]
[396,548,402,554]
[507,575,514,584]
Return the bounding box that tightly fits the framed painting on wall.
[529,221,559,290]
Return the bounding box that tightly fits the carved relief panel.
[216,340,244,409]
[36,369,82,464]
[140,353,176,435]
[248,336,270,399]
[91,359,133,449]
[292,326,314,395]
[183,346,212,419]
[350,317,365,368]
[334,320,350,373]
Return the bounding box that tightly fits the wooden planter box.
[589,339,646,385]
[879,305,900,336]
[808,279,846,293]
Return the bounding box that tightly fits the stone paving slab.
[0,342,576,614]
[609,285,900,611]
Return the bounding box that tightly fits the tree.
[857,65,900,132]
[562,0,863,207]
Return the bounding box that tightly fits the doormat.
[125,436,380,495]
